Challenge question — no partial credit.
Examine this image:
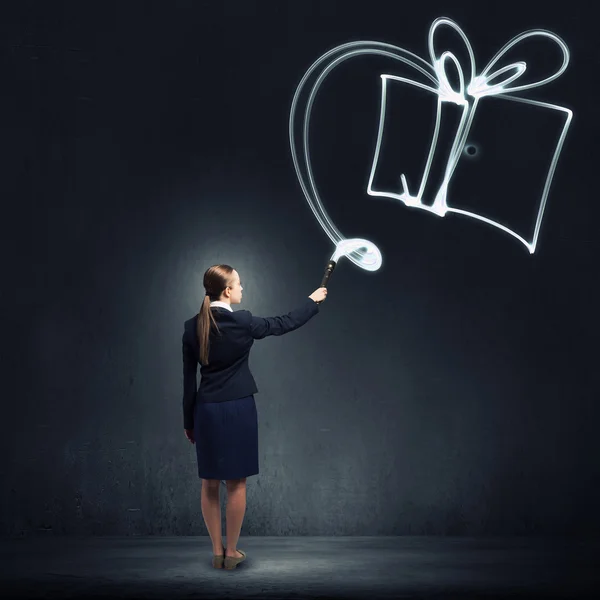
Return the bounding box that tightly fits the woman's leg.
[201,478,223,554]
[225,478,246,557]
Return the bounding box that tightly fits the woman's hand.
[184,428,195,444]
[309,287,328,303]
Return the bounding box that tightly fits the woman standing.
[182,264,328,569]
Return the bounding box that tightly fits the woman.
[182,264,328,570]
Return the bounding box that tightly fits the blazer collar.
[209,300,233,312]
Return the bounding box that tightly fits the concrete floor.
[1,536,599,599]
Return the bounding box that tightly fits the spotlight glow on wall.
[289,17,572,263]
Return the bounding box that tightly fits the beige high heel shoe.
[212,546,225,569]
[223,549,246,570]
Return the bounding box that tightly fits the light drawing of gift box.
[289,17,573,270]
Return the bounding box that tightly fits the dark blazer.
[182,296,320,429]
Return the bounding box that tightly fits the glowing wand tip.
[332,238,382,272]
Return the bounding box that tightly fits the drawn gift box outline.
[289,17,573,270]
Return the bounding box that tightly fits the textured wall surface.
[2,0,598,537]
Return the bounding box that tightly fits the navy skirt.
[194,394,259,480]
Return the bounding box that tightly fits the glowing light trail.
[289,17,572,263]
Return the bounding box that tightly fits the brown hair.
[198,264,236,366]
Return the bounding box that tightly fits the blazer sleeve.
[248,296,320,340]
[182,329,198,430]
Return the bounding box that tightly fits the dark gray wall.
[2,0,599,536]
